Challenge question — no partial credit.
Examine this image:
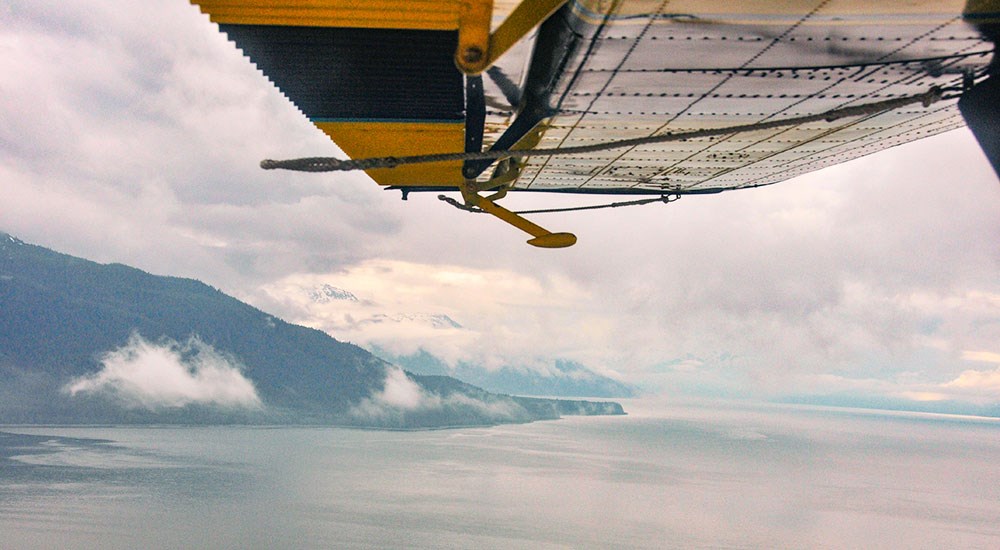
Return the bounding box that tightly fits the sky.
[3,1,1000,410]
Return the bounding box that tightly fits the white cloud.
[67,333,261,409]
[896,391,949,402]
[351,367,522,421]
[891,366,1000,405]
[376,367,437,410]
[961,351,1000,364]
[781,366,1000,408]
[944,367,1000,393]
[350,368,440,420]
[250,259,593,368]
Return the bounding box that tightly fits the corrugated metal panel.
[218,24,464,121]
[484,0,995,194]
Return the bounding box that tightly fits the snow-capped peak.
[308,284,358,303]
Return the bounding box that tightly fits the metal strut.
[459,182,577,248]
[455,0,570,75]
[453,0,576,246]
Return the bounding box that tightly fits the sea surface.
[2,399,999,549]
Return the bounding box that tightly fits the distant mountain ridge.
[288,282,632,397]
[374,347,636,398]
[363,313,462,329]
[0,232,623,427]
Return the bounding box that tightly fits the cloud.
[351,368,441,421]
[780,365,1000,409]
[249,259,592,368]
[375,367,437,410]
[2,0,394,288]
[961,350,1000,364]
[941,350,1000,401]
[897,391,949,403]
[943,367,1000,394]
[892,366,1000,405]
[351,367,522,422]
[66,333,261,409]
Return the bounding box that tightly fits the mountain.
[307,284,358,303]
[373,347,636,398]
[354,313,462,330]
[0,233,623,428]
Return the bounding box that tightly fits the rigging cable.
[436,193,680,215]
[261,87,944,173]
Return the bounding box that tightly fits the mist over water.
[2,400,999,549]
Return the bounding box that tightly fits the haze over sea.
[2,399,998,549]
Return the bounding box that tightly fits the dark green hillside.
[0,233,386,417]
[0,233,624,427]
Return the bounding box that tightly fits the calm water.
[2,400,999,549]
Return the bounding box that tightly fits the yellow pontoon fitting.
[527,231,578,248]
[461,183,577,248]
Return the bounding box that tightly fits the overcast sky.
[4,1,1000,408]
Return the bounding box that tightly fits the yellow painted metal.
[527,233,578,248]
[195,0,567,72]
[191,0,463,30]
[456,0,494,74]
[467,161,521,193]
[485,0,568,69]
[314,121,466,186]
[456,0,569,74]
[192,0,979,32]
[467,117,549,192]
[461,184,577,247]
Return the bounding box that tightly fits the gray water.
[2,399,999,549]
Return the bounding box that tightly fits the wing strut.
[959,74,1000,179]
[960,5,1000,179]
[464,1,580,179]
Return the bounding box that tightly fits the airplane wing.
[190,1,999,247]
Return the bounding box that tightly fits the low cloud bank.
[351,367,522,423]
[372,367,438,411]
[896,350,1000,405]
[67,333,261,409]
[944,367,1000,393]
